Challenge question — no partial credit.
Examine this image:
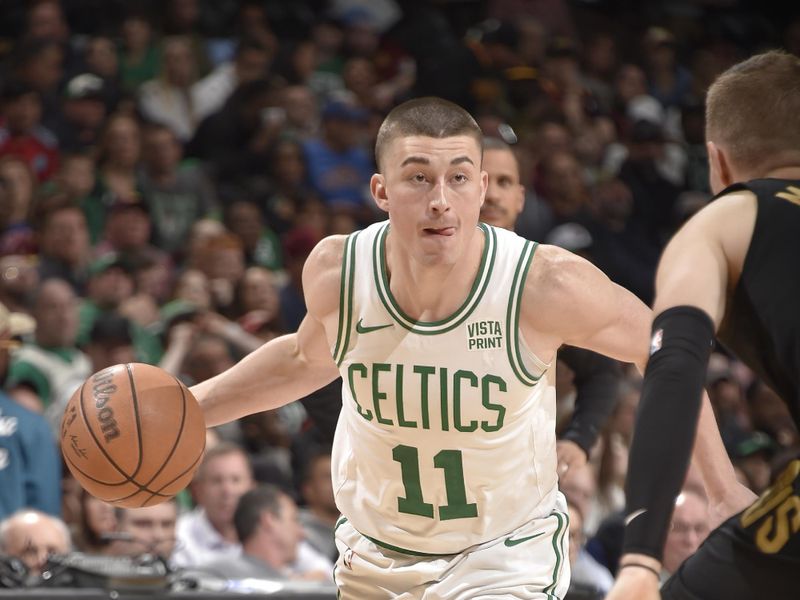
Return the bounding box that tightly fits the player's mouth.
[423,227,456,236]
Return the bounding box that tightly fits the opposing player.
[608,50,800,600]
[190,97,720,598]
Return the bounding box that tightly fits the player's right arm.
[191,236,344,427]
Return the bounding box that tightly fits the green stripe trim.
[333,232,360,365]
[362,531,455,557]
[543,510,569,597]
[334,516,348,532]
[506,241,541,385]
[332,235,352,361]
[333,516,347,598]
[373,223,496,334]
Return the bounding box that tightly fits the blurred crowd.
[0,0,798,596]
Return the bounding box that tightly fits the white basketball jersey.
[331,221,558,555]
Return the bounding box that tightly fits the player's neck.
[384,229,485,321]
[760,165,800,181]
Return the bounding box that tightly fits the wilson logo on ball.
[92,369,121,443]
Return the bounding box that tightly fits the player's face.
[372,135,487,267]
[480,148,524,231]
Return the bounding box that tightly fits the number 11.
[392,444,478,521]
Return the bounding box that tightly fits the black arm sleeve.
[559,346,622,457]
[622,305,715,560]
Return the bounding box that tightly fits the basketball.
[60,363,206,508]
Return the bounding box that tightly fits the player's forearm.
[622,307,714,560]
[191,333,338,427]
[693,392,757,521]
[559,346,621,454]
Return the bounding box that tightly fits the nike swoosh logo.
[355,319,393,334]
[504,531,546,547]
[624,508,648,526]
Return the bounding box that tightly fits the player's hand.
[556,440,587,476]
[605,562,661,600]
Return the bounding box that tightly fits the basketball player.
[608,50,800,600]
[190,97,729,598]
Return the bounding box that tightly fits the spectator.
[0,302,61,520]
[0,509,70,576]
[82,312,137,372]
[585,177,659,304]
[138,124,218,257]
[0,255,39,316]
[567,500,612,599]
[660,488,710,580]
[193,232,245,314]
[642,27,692,111]
[0,157,38,256]
[51,153,104,244]
[5,278,92,428]
[108,499,179,562]
[235,266,283,342]
[201,484,309,581]
[172,269,212,311]
[53,73,109,154]
[173,442,255,567]
[0,81,59,182]
[188,78,281,185]
[298,450,338,562]
[71,488,116,554]
[138,36,202,143]
[34,197,91,293]
[9,40,65,135]
[95,198,169,277]
[278,227,320,332]
[616,118,684,248]
[193,39,273,123]
[277,85,319,141]
[180,333,236,388]
[96,113,142,206]
[560,463,599,537]
[83,35,123,112]
[76,253,134,346]
[224,200,283,272]
[302,97,373,213]
[118,11,162,93]
[261,138,320,236]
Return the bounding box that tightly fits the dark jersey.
[662,181,800,600]
[717,178,800,425]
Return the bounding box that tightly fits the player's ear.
[707,141,733,192]
[371,173,389,212]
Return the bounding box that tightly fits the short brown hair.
[706,50,800,172]
[375,97,482,170]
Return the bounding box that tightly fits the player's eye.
[412,173,427,183]
[453,173,468,183]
